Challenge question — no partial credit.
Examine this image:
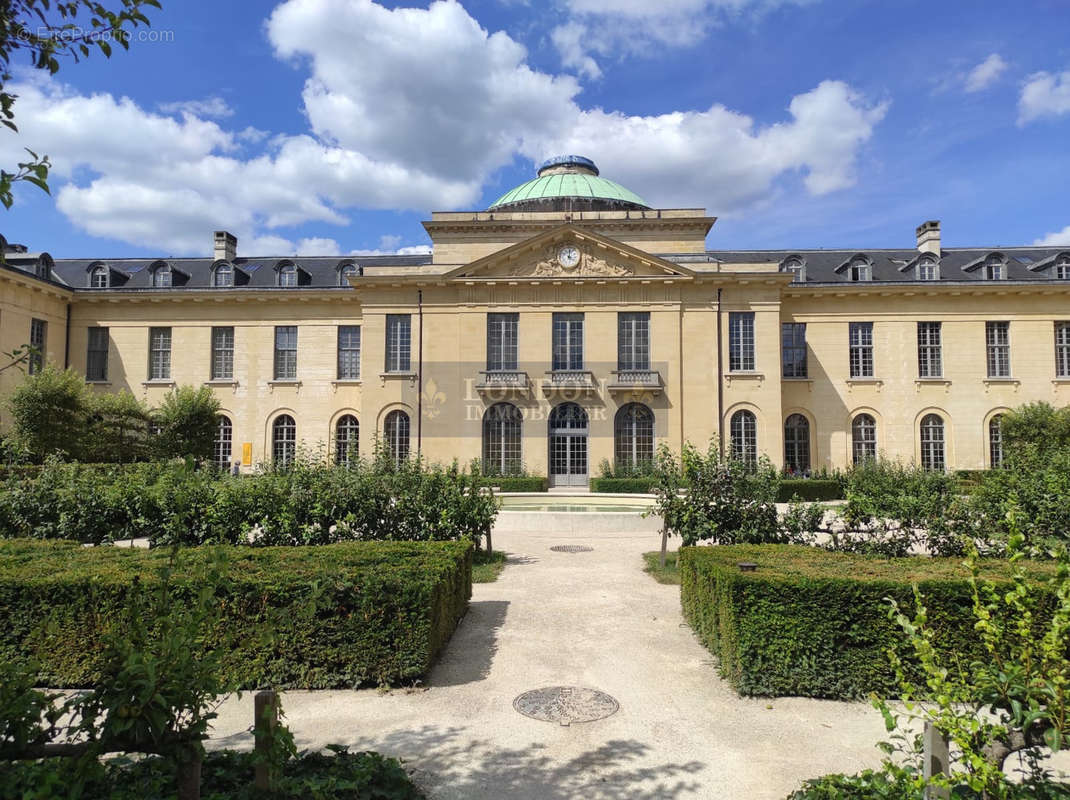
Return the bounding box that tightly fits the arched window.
[278,263,297,287]
[338,263,358,286]
[852,414,877,465]
[152,263,172,288]
[849,257,871,282]
[920,414,945,471]
[782,257,805,282]
[272,414,296,467]
[729,410,757,466]
[213,416,232,470]
[917,257,939,281]
[90,265,109,288]
[615,403,654,470]
[1056,255,1070,281]
[985,254,1005,281]
[335,414,359,466]
[213,263,234,288]
[384,410,410,463]
[783,413,810,475]
[482,403,522,476]
[989,415,1004,469]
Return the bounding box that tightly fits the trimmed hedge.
[776,479,844,503]
[590,476,656,493]
[479,475,548,492]
[0,538,472,689]
[680,544,1053,699]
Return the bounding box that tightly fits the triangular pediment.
[444,225,695,280]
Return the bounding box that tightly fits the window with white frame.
[213,263,233,287]
[482,403,522,476]
[213,416,232,469]
[920,414,945,471]
[917,258,939,281]
[384,410,410,463]
[618,312,650,371]
[730,410,757,466]
[985,321,1010,378]
[86,327,108,382]
[272,415,296,467]
[273,326,297,380]
[783,413,810,475]
[1056,322,1070,379]
[211,327,234,381]
[152,264,172,288]
[487,313,518,371]
[849,258,871,282]
[338,263,358,286]
[335,415,359,465]
[783,257,804,282]
[849,322,874,378]
[615,403,654,470]
[90,265,109,288]
[985,255,1005,280]
[989,415,1004,468]
[385,315,411,373]
[552,313,584,371]
[278,264,297,287]
[852,414,877,465]
[148,327,171,380]
[1056,256,1070,280]
[728,312,755,372]
[917,322,942,378]
[337,326,361,379]
[28,318,46,375]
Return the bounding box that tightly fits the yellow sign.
[242,442,252,466]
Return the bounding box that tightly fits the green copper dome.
[489,156,649,212]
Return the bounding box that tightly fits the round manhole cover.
[513,686,619,726]
[549,545,593,553]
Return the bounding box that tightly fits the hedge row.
[679,544,1052,699]
[776,479,844,503]
[590,477,656,493]
[478,476,548,492]
[0,538,472,689]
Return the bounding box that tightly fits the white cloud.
[1033,226,1070,246]
[296,237,342,255]
[0,0,886,255]
[964,54,1007,93]
[158,96,234,118]
[551,0,814,77]
[350,234,432,256]
[1018,69,1070,125]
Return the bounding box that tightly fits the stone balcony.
[542,369,598,393]
[476,370,530,393]
[608,368,663,395]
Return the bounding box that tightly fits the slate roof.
[48,253,433,291]
[664,247,1070,283]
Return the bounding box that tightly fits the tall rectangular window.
[148,327,171,380]
[1056,322,1070,379]
[552,313,584,371]
[986,321,1010,378]
[918,321,943,378]
[273,326,297,380]
[617,312,650,371]
[28,318,46,375]
[86,327,109,382]
[337,325,361,379]
[385,315,411,373]
[728,312,755,372]
[211,326,234,381]
[849,322,874,378]
[781,322,807,378]
[486,313,518,371]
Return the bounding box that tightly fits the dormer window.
[338,262,358,286]
[90,265,109,288]
[985,255,1005,281]
[917,257,939,281]
[1056,255,1070,280]
[152,263,172,288]
[782,257,805,283]
[213,263,234,287]
[849,258,871,282]
[278,263,297,287]
[35,257,52,280]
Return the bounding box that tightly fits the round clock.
[557,246,581,269]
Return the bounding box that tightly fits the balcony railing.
[476,370,530,390]
[609,368,663,394]
[543,370,597,391]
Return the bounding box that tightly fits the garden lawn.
[642,550,680,584]
[472,550,508,583]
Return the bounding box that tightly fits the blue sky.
[2,0,1069,258]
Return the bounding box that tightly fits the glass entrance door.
[548,403,588,487]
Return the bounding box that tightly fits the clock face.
[557,246,581,269]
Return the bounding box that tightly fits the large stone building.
[3,155,1070,484]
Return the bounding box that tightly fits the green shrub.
[478,475,547,492]
[776,479,843,503]
[150,385,221,461]
[0,539,472,689]
[597,457,656,479]
[589,476,656,493]
[679,544,1052,700]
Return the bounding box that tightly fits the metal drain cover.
[550,545,593,553]
[513,686,619,726]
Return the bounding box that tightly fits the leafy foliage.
[4,364,86,459]
[0,538,472,689]
[150,385,221,462]
[777,479,843,503]
[0,0,162,208]
[476,475,548,492]
[589,476,656,493]
[678,544,1054,700]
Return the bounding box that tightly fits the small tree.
[152,386,221,461]
[5,365,86,461]
[999,402,1070,459]
[83,390,151,463]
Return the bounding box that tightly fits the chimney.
[214,230,237,262]
[916,220,941,255]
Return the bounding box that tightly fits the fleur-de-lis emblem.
[423,377,447,419]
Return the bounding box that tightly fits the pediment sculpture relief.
[506,245,634,278]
